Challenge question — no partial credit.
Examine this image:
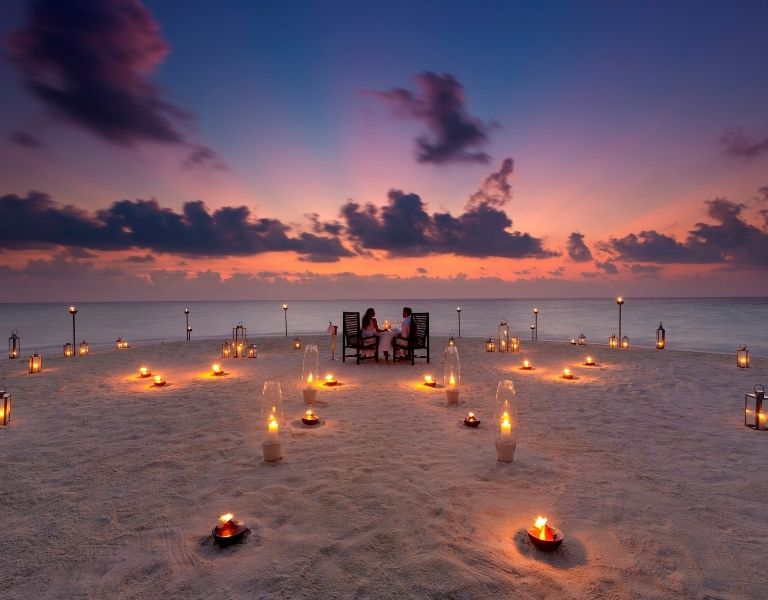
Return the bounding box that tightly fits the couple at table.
[362,307,412,361]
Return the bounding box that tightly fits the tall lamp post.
[533,307,539,341]
[456,306,461,338]
[184,308,191,341]
[282,304,288,337]
[68,306,78,355]
[616,296,624,342]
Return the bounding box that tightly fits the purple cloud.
[9,130,43,148]
[721,127,768,159]
[374,72,494,165]
[566,232,592,262]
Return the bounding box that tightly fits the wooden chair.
[342,311,379,364]
[392,312,429,364]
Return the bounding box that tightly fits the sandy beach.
[1,336,766,599]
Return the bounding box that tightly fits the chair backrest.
[411,313,429,347]
[343,312,361,344]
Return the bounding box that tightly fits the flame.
[534,516,547,530]
[523,360,530,368]
[212,363,221,373]
[219,513,233,524]
[325,374,334,382]
[424,375,433,382]
[468,412,474,418]
[307,373,314,383]
[305,410,314,418]
[268,419,279,433]
[449,374,456,386]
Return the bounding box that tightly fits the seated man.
[394,307,412,357]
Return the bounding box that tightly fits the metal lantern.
[621,336,630,350]
[261,381,284,462]
[302,344,319,404]
[737,345,750,368]
[510,336,520,352]
[0,386,10,426]
[530,324,535,341]
[444,344,460,404]
[221,340,232,358]
[498,320,510,352]
[63,343,73,357]
[247,344,257,359]
[485,337,496,352]
[609,334,618,349]
[656,322,666,349]
[116,337,128,349]
[28,352,42,374]
[79,340,89,356]
[8,330,20,359]
[293,337,302,350]
[493,379,518,463]
[745,384,766,431]
[577,333,587,346]
[448,335,456,347]
[232,322,247,358]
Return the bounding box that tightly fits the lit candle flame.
[212,363,221,373]
[425,375,433,383]
[449,374,456,387]
[305,410,314,418]
[523,360,530,368]
[219,513,233,524]
[468,412,474,418]
[307,373,314,383]
[268,419,279,434]
[325,374,334,382]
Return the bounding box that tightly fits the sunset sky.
[1,0,767,301]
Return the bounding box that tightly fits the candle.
[424,375,436,387]
[500,412,512,441]
[449,374,456,388]
[153,375,166,386]
[527,515,563,550]
[562,368,573,379]
[212,512,247,546]
[585,356,595,366]
[302,409,319,425]
[268,415,279,438]
[464,411,480,427]
[212,364,223,376]
[139,367,151,378]
[324,374,337,386]
[306,373,314,387]
[521,359,531,370]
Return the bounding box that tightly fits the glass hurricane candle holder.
[261,381,283,462]
[302,345,319,404]
[493,379,517,462]
[444,344,460,404]
[0,387,11,426]
[745,384,766,431]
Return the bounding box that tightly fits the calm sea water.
[1,298,766,356]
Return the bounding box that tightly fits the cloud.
[595,260,618,274]
[606,194,768,267]
[9,130,43,148]
[125,254,155,263]
[0,192,352,261]
[373,71,494,165]
[628,264,661,276]
[467,158,514,208]
[340,189,555,259]
[416,267,428,274]
[182,145,227,170]
[566,232,592,262]
[721,127,768,159]
[8,0,223,168]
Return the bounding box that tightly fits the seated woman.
[361,307,391,360]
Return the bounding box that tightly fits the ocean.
[1,297,766,356]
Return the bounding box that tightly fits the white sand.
[0,336,766,599]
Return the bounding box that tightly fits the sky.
[0,0,767,301]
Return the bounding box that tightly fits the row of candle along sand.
[1,334,766,598]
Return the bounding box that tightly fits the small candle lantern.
[621,336,630,350]
[212,513,248,546]
[28,352,42,374]
[494,379,517,462]
[463,411,480,427]
[79,340,89,356]
[656,322,666,349]
[232,322,247,358]
[302,409,319,426]
[520,359,532,370]
[423,374,436,387]
[212,363,224,376]
[584,356,596,366]
[498,320,510,352]
[527,516,564,551]
[247,344,257,359]
[0,387,11,426]
[444,344,460,404]
[324,374,338,386]
[570,338,576,345]
[221,341,232,358]
[302,344,319,404]
[510,336,520,352]
[153,375,166,387]
[609,334,618,349]
[8,329,20,359]
[737,345,750,368]
[139,366,151,378]
[745,384,766,431]
[262,381,283,462]
[577,333,586,346]
[562,368,573,380]
[116,337,124,349]
[63,342,73,357]
[447,335,456,347]
[485,337,496,352]
[293,337,302,350]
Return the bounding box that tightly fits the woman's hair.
[362,307,375,329]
